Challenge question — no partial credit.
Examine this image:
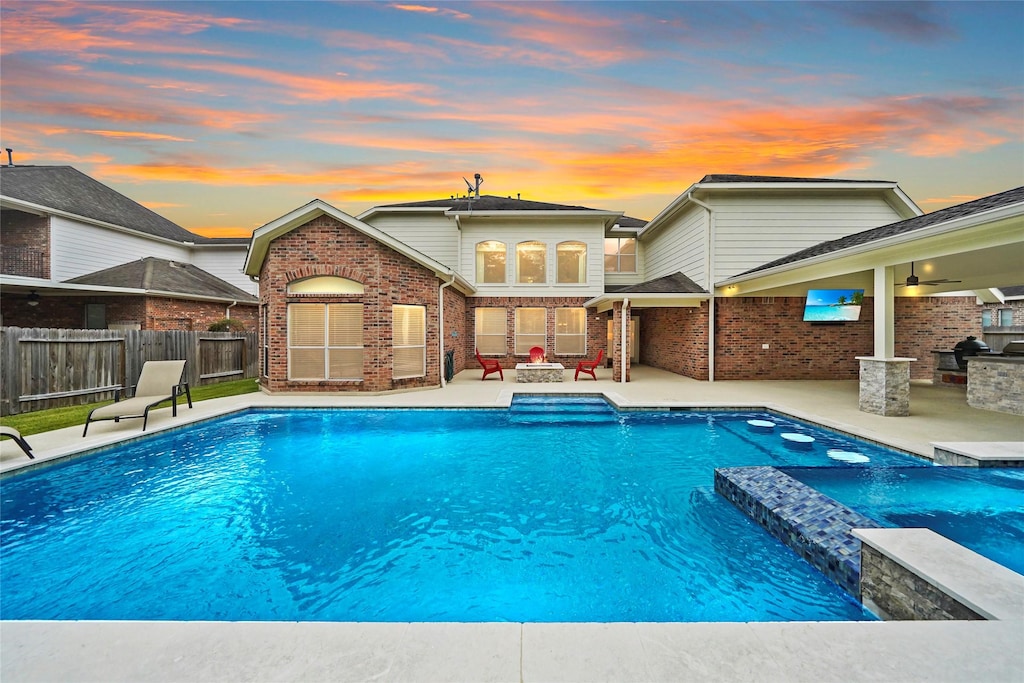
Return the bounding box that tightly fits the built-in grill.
[953,336,990,370]
[999,340,1024,356]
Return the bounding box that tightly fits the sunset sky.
[2,1,1022,237]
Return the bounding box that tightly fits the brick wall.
[464,296,605,371]
[0,294,256,331]
[259,214,445,393]
[1,210,50,278]
[638,304,710,379]
[714,297,874,380]
[895,296,980,379]
[443,286,467,373]
[144,297,259,331]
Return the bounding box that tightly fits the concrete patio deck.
[2,365,1022,681]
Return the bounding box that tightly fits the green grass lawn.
[1,378,260,436]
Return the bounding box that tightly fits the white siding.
[50,217,190,281]
[641,205,707,287]
[191,247,257,296]
[710,192,906,282]
[459,218,606,299]
[361,213,459,268]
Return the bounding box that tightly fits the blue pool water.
[785,466,1024,575]
[1,401,927,622]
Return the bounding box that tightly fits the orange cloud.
[391,4,471,20]
[84,130,194,142]
[162,60,440,105]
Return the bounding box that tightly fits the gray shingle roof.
[0,166,241,244]
[999,285,1024,297]
[378,194,609,212]
[740,186,1024,276]
[606,271,707,294]
[67,257,257,301]
[699,174,894,184]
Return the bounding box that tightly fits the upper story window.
[604,237,636,273]
[287,276,364,294]
[475,241,506,284]
[516,241,546,284]
[556,241,587,284]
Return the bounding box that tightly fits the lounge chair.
[574,349,604,381]
[1,426,34,459]
[474,349,503,381]
[83,360,192,436]
[529,346,545,363]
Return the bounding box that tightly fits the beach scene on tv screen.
[804,289,864,321]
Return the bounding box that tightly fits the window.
[604,237,636,273]
[393,304,426,379]
[475,241,506,284]
[475,307,507,355]
[516,241,546,283]
[998,308,1014,327]
[515,307,546,354]
[84,303,106,329]
[556,241,587,284]
[287,276,363,294]
[555,308,586,354]
[288,303,363,380]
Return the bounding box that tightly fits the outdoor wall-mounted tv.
[803,289,864,322]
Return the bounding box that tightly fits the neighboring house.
[244,174,1023,395]
[0,165,257,330]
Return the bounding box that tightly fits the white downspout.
[621,297,629,383]
[439,273,456,387]
[225,300,238,319]
[687,191,715,382]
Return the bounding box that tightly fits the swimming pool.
[1,401,924,622]
[784,466,1024,575]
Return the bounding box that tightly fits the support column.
[857,266,915,416]
[856,356,916,416]
[612,300,631,383]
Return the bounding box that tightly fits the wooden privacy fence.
[1,327,258,416]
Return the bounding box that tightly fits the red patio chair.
[574,349,604,381]
[475,349,504,381]
[529,346,545,363]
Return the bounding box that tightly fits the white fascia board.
[716,201,1024,291]
[0,196,193,248]
[637,182,701,236]
[584,291,709,311]
[357,206,452,221]
[245,199,476,294]
[451,210,622,229]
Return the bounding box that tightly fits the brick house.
[246,177,1023,397]
[0,165,257,331]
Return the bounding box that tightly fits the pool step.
[509,396,618,424]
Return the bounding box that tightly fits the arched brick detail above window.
[283,265,367,285]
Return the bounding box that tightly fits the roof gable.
[244,199,474,293]
[739,186,1024,276]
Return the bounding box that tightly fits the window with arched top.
[475,241,506,284]
[556,241,587,283]
[516,241,546,284]
[287,276,364,295]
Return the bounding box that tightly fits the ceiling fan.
[896,261,962,287]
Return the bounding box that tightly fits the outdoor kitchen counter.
[966,355,1024,416]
